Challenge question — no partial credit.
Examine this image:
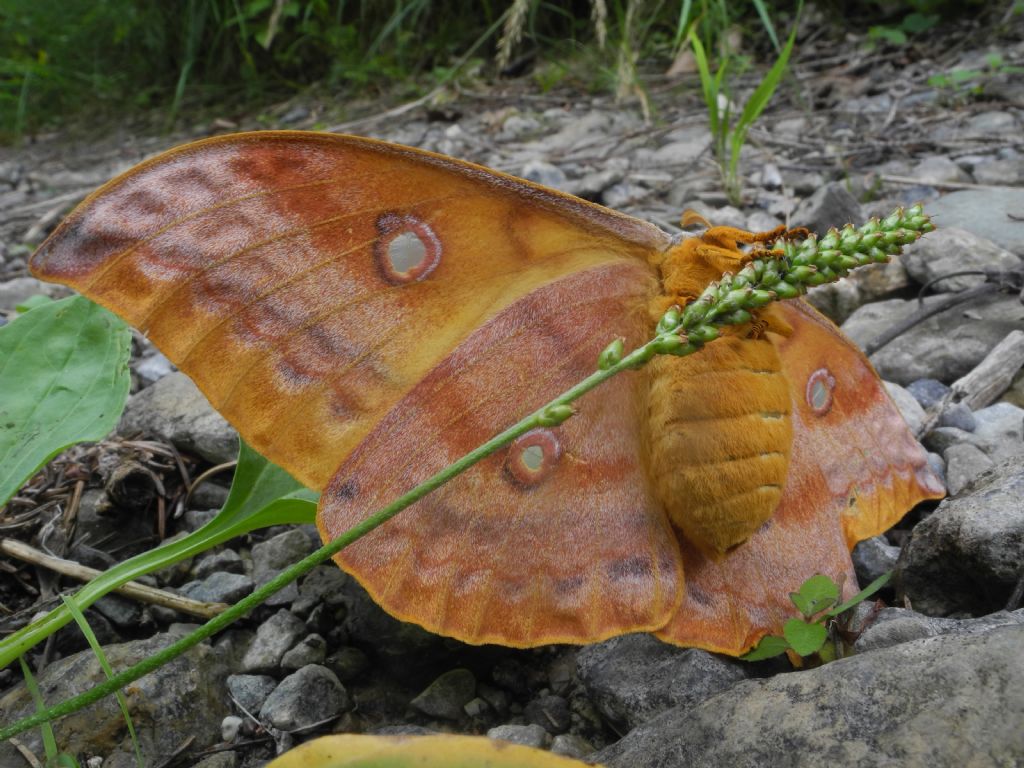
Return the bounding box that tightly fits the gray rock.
[943,442,994,495]
[927,187,1024,255]
[543,111,611,152]
[551,733,595,758]
[855,606,1024,653]
[745,211,782,233]
[907,378,950,409]
[921,425,979,455]
[179,571,253,604]
[895,458,1024,616]
[936,402,977,432]
[576,634,748,730]
[883,381,927,435]
[596,626,1024,768]
[340,577,451,677]
[478,682,511,718]
[259,664,351,732]
[499,114,541,140]
[901,227,1021,292]
[119,371,238,464]
[852,535,900,587]
[602,181,649,209]
[193,549,244,579]
[487,723,551,749]
[0,628,231,768]
[240,609,306,673]
[972,402,1024,459]
[463,697,490,718]
[134,351,174,386]
[574,164,627,200]
[848,259,912,301]
[967,110,1020,135]
[325,646,369,682]
[524,694,571,734]
[841,293,1024,384]
[409,668,476,721]
[804,278,863,325]
[281,633,327,670]
[650,136,708,166]
[702,205,746,230]
[792,182,863,236]
[194,752,237,768]
[911,155,972,185]
[972,154,1024,185]
[521,160,570,192]
[189,482,230,511]
[92,593,145,630]
[292,564,349,616]
[226,674,278,714]
[0,276,64,311]
[220,714,243,742]
[251,528,317,607]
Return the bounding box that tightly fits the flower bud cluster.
[644,204,934,361]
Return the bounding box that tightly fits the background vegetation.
[0,0,1002,142]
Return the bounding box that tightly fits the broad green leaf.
[62,596,143,767]
[0,439,317,669]
[783,618,828,657]
[789,574,840,618]
[0,295,132,507]
[215,438,319,530]
[740,634,790,662]
[267,734,599,767]
[14,293,54,313]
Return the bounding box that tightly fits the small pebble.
[487,723,551,749]
[281,633,327,670]
[907,378,950,409]
[410,668,477,721]
[937,402,977,432]
[551,733,596,758]
[221,714,243,742]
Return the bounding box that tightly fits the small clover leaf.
[789,573,841,618]
[783,618,829,657]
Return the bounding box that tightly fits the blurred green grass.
[0,0,993,142]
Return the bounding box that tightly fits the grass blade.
[17,656,59,764]
[61,596,143,767]
[751,0,781,52]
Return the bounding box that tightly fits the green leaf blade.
[0,296,132,507]
[789,574,841,618]
[783,618,828,657]
[740,634,790,661]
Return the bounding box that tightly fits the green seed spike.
[656,306,682,334]
[721,309,752,325]
[746,289,776,308]
[651,334,686,355]
[597,338,625,370]
[689,325,720,344]
[772,281,802,299]
[537,404,575,427]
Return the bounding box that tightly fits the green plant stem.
[0,205,934,741]
[0,348,646,741]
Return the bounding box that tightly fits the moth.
[30,132,943,655]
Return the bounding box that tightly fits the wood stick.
[0,538,227,619]
[950,329,1024,411]
[917,329,1024,436]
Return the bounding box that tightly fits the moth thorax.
[645,334,794,557]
